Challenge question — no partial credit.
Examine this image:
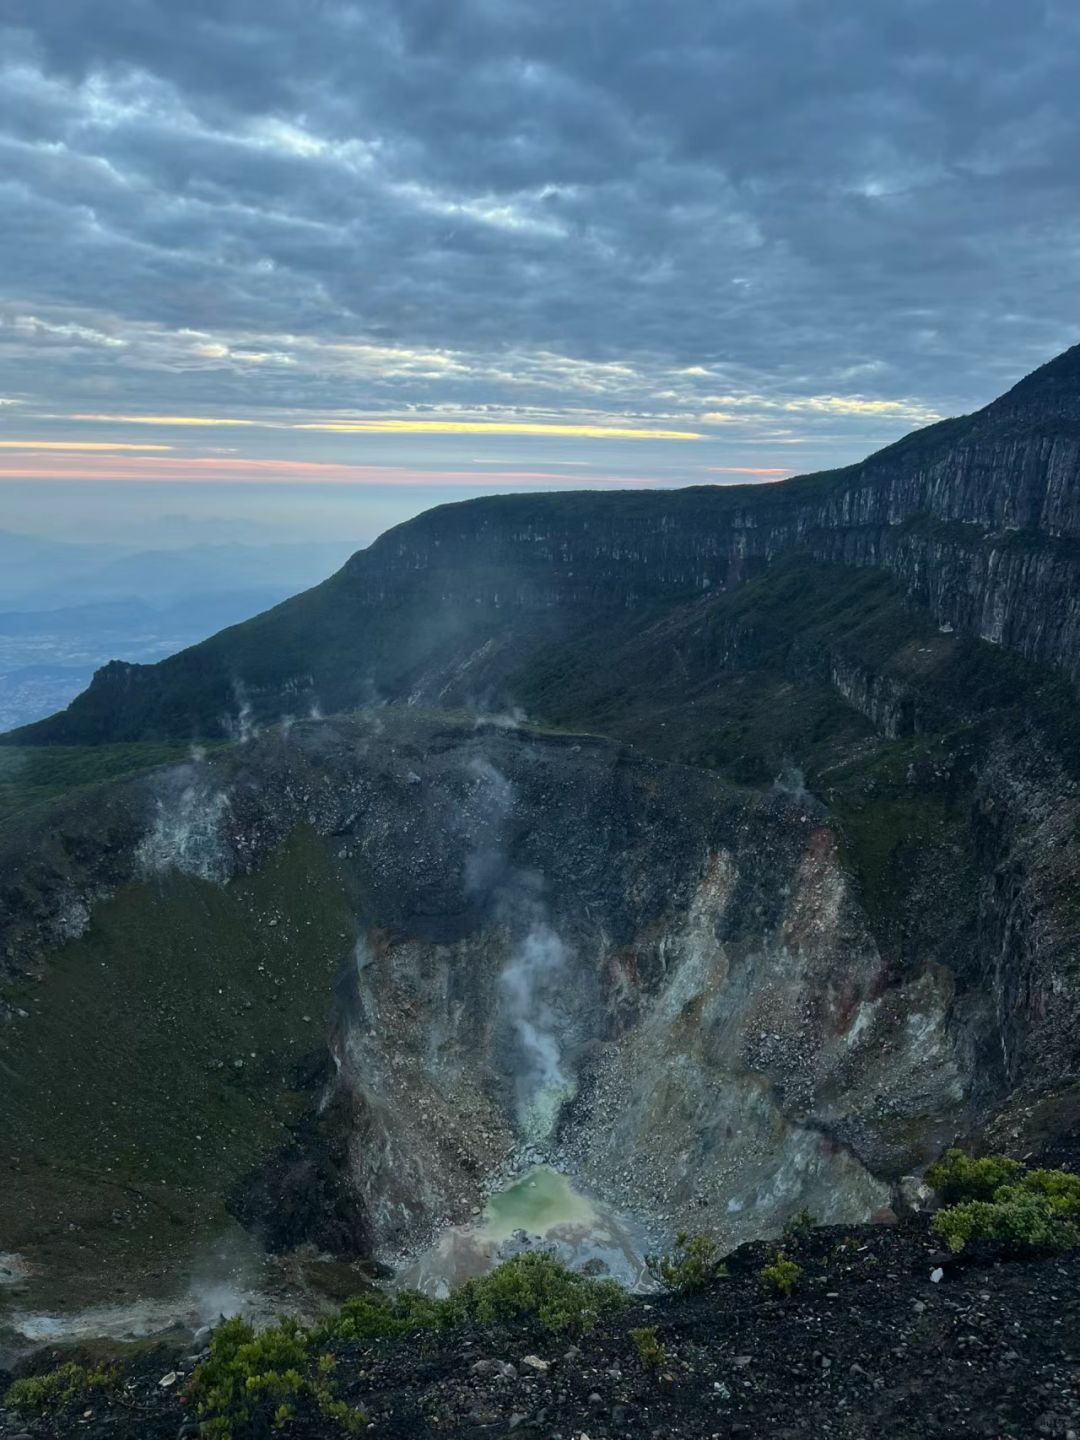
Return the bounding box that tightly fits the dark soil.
[3,1219,1078,1440]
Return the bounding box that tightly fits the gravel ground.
[2,1218,1078,1440]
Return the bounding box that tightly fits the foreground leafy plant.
[782,1208,817,1242]
[5,1362,119,1416]
[318,1289,447,1343]
[928,1151,1080,1256]
[759,1252,803,1295]
[189,1316,366,1438]
[629,1325,667,1370]
[1023,1167,1080,1218]
[646,1232,727,1294]
[446,1251,626,1335]
[932,1185,1080,1256]
[925,1149,1024,1205]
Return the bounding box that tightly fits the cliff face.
[10,345,1080,749]
[343,376,1080,683]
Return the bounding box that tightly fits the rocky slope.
[1,712,965,1314]
[3,1218,1078,1440]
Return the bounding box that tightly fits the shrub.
[319,1290,446,1343]
[759,1252,802,1296]
[931,1185,1080,1257]
[192,1254,627,1436]
[446,1252,626,1335]
[629,1325,666,1370]
[5,1362,119,1415]
[321,1257,624,1341]
[782,1208,817,1242]
[1023,1167,1080,1218]
[925,1149,1023,1205]
[189,1316,366,1439]
[646,1232,727,1294]
[926,1151,1080,1257]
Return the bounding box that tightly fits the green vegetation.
[629,1325,667,1370]
[646,1232,727,1294]
[928,1151,1080,1255]
[932,1185,1080,1256]
[513,559,893,783]
[925,1149,1025,1205]
[5,1361,119,1415]
[190,1316,366,1439]
[824,734,970,949]
[446,1251,626,1335]
[782,1208,817,1242]
[1024,1166,1080,1214]
[190,1256,627,1437]
[759,1253,803,1296]
[323,1254,626,1343]
[0,740,195,821]
[319,1290,447,1342]
[0,826,353,1287]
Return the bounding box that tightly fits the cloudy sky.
[1,0,1078,545]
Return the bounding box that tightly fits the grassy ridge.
[0,742,196,822]
[0,826,353,1299]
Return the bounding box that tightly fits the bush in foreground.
[759,1252,802,1296]
[1024,1166,1080,1217]
[183,1255,627,1438]
[782,1208,817,1242]
[646,1232,727,1294]
[446,1250,626,1335]
[189,1316,366,1439]
[925,1149,1024,1205]
[5,1362,119,1416]
[317,1289,447,1343]
[932,1184,1080,1256]
[629,1325,667,1370]
[928,1150,1080,1256]
[318,1252,627,1345]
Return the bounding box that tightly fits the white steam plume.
[500,919,573,1142]
[462,752,575,1143]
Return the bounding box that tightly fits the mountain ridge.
[8,343,1080,748]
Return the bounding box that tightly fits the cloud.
[0,454,670,486]
[63,411,701,439]
[704,466,792,477]
[297,420,702,439]
[0,439,173,450]
[70,413,264,426]
[0,0,1078,484]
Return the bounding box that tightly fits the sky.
[1,0,1078,548]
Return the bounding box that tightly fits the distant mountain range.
[0,533,358,729]
[0,531,357,612]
